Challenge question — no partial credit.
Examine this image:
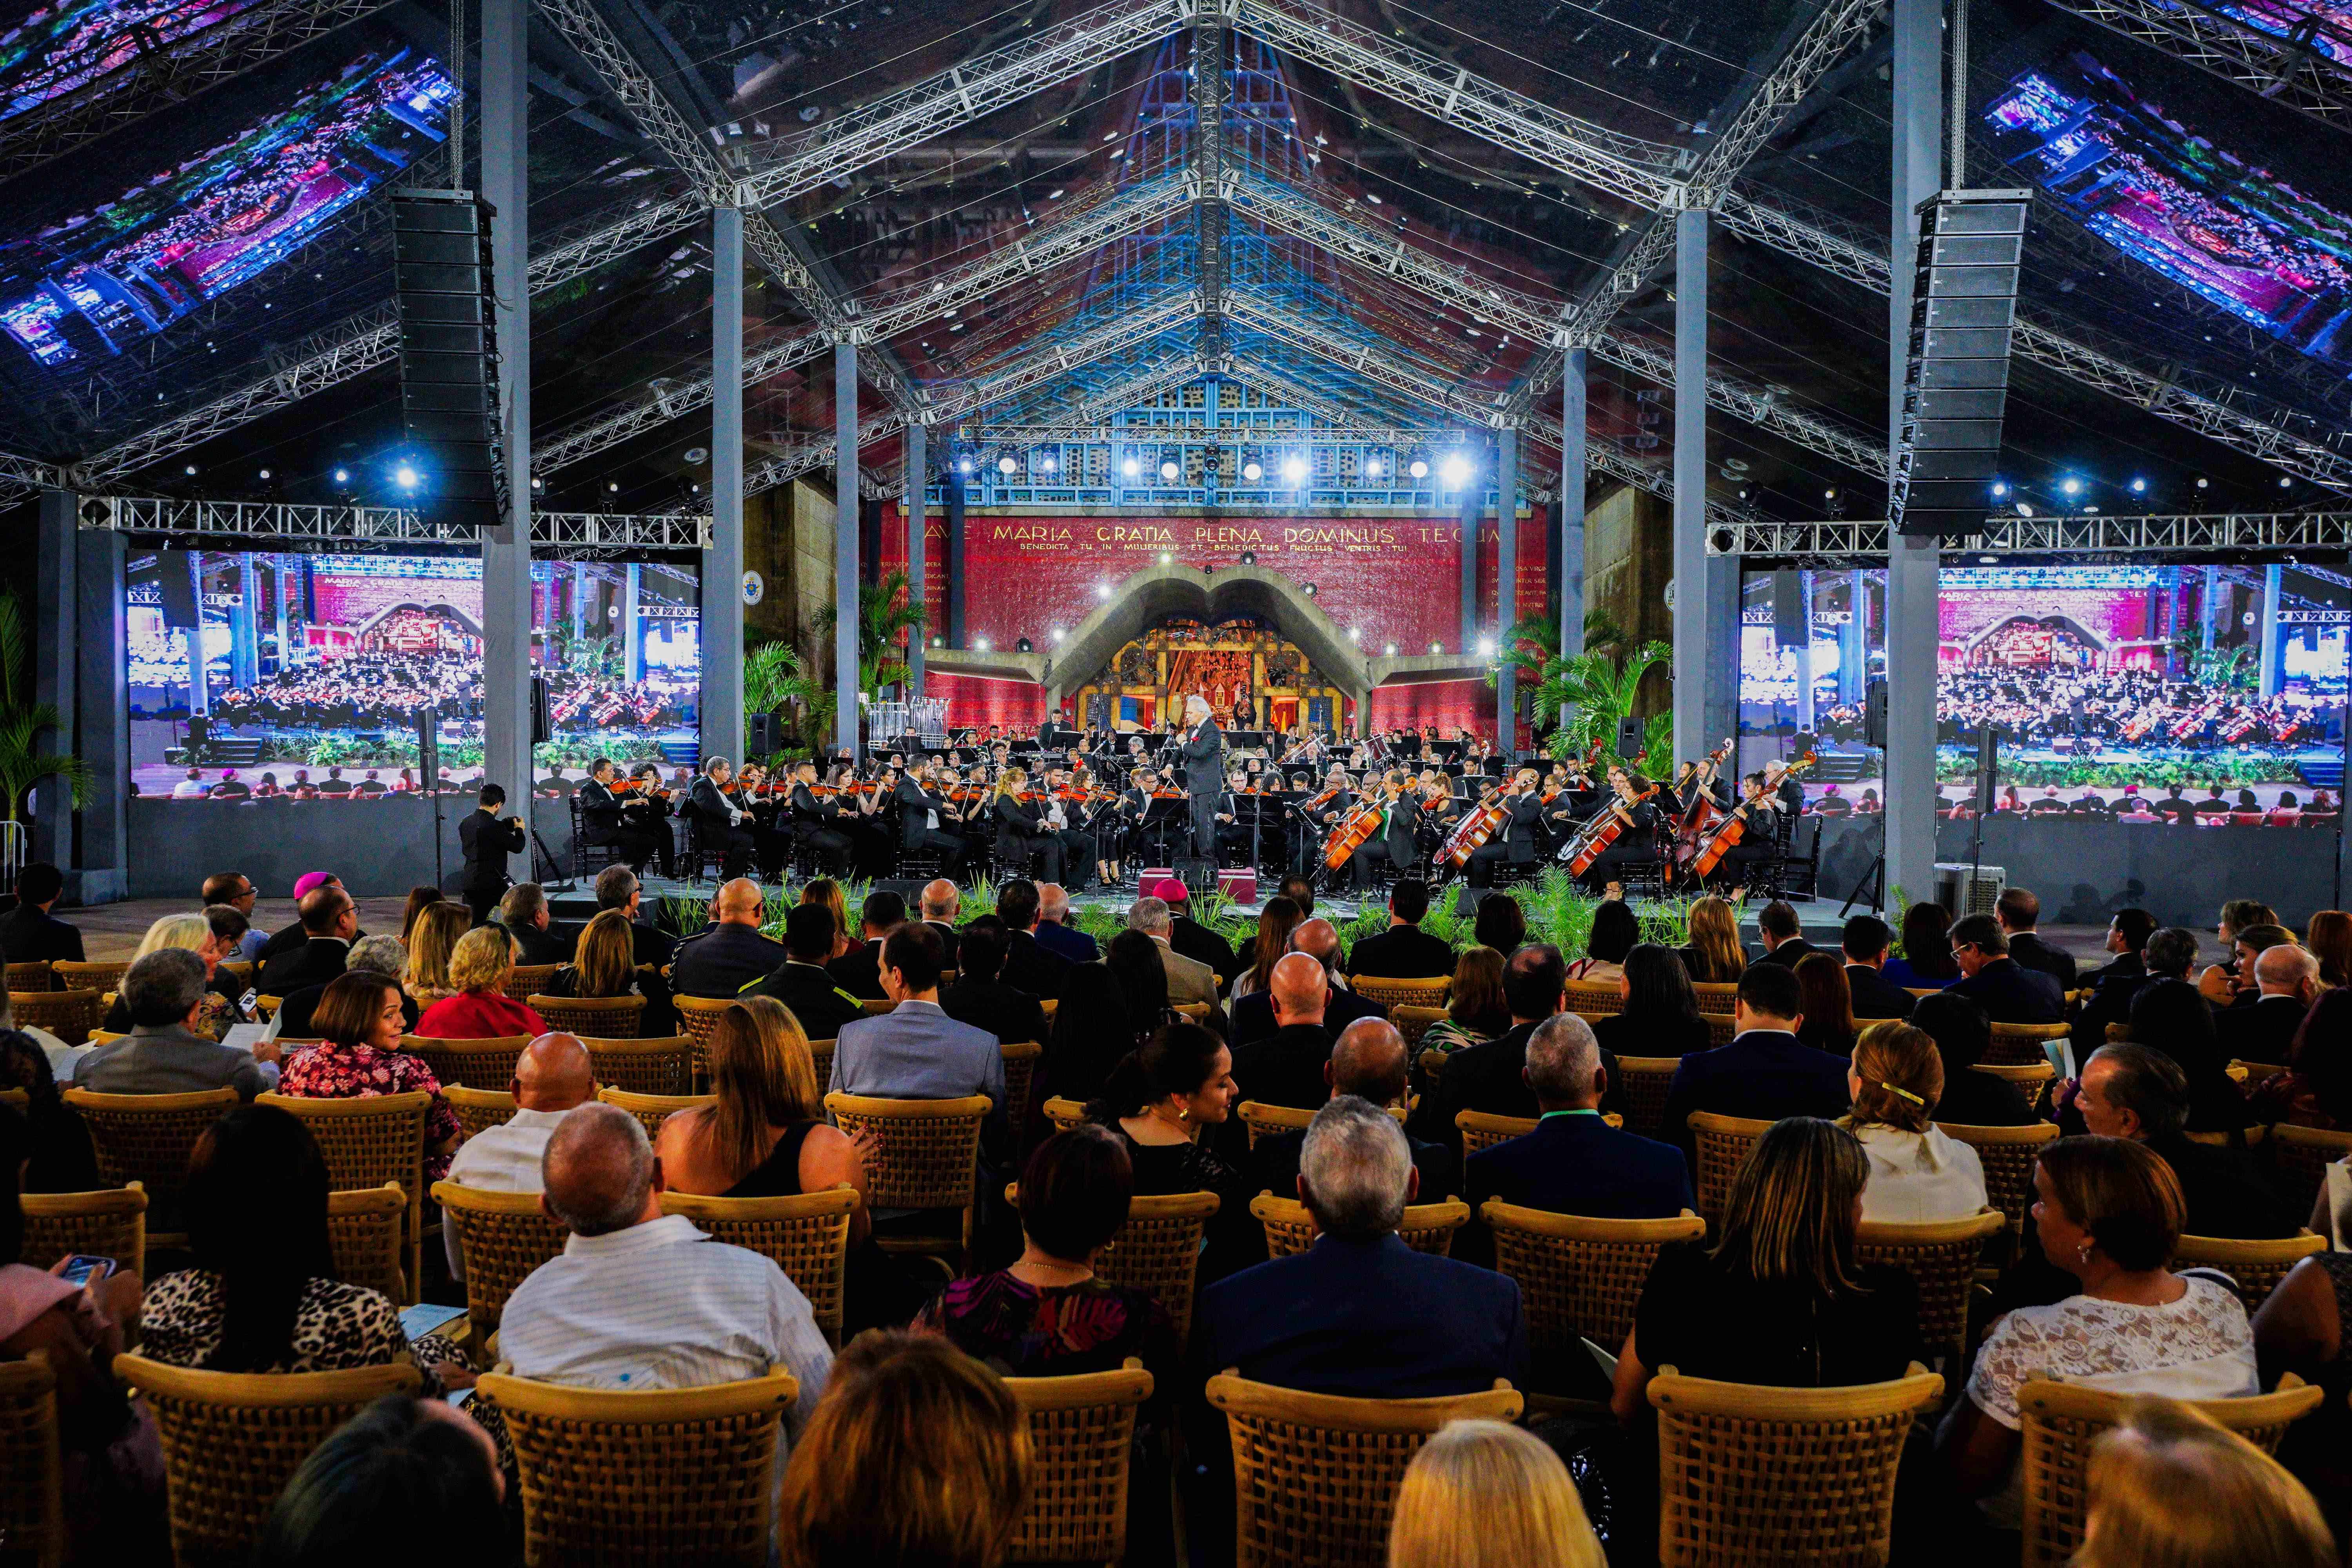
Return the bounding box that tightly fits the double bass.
[1686,756,1815,885]
[1319,792,1386,873]
[1561,780,1662,876]
[1438,782,1510,873]
[1666,737,1735,883]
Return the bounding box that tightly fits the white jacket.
[1851,1122,1989,1224]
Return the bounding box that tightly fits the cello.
[1439,782,1510,873]
[1319,790,1387,873]
[1666,737,1735,884]
[1686,756,1815,885]
[1561,780,1663,876]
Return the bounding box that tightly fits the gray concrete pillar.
[835,340,861,760]
[31,491,76,869]
[1839,569,1866,703]
[2259,564,2283,699]
[907,421,927,701]
[1459,458,1479,658]
[230,556,259,691]
[1559,354,1586,734]
[623,564,643,683]
[704,205,746,766]
[1671,206,1709,766]
[480,0,533,874]
[946,459,966,648]
[1495,426,1518,756]
[74,526,127,902]
[183,549,208,720]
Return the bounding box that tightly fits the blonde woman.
[1677,895,1748,983]
[1840,1020,1987,1222]
[1419,946,1510,1054]
[546,909,641,1001]
[98,912,238,1037]
[991,766,1065,883]
[403,901,471,1004]
[412,926,546,1039]
[1387,1419,1604,1568]
[2074,1398,2336,1568]
[801,879,855,960]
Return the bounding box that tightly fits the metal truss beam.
[736,0,1191,208]
[1708,510,2352,558]
[2039,0,2352,134]
[1043,358,1212,429]
[535,326,829,475]
[1208,359,1359,426]
[1225,294,1500,427]
[1194,18,1228,353]
[0,0,394,183]
[70,494,708,547]
[971,419,1472,444]
[0,451,69,508]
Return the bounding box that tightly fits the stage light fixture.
[1349,626,1361,640]
[332,468,350,484]
[395,464,421,489]
[931,635,944,648]
[1160,460,1180,481]
[1430,641,1444,654]
[1408,459,1429,479]
[2014,501,2034,517]
[2195,476,2210,489]
[1096,583,1112,600]
[1282,454,1307,483]
[257,468,271,480]
[1440,453,1471,486]
[1158,551,1173,565]
[529,478,542,491]
[1989,480,2008,497]
[975,636,992,650]
[2129,477,2147,493]
[684,446,709,465]
[1122,454,1140,477]
[1239,550,1256,565]
[1383,642,1397,656]
[1243,459,1263,481]
[1015,637,1034,653]
[1038,451,1057,474]
[1824,488,1838,501]
[1051,628,1065,644]
[2060,477,2083,496]
[997,454,1017,475]
[1366,457,1386,478]
[1477,637,1495,656]
[183,464,198,476]
[1303,583,1317,596]
[958,457,975,475]
[2280,475,2294,488]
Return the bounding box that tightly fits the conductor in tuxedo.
[458,785,527,924]
[1176,693,1223,861]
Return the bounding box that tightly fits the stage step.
[2299,760,2344,790]
[1809,749,1874,784]
[657,739,701,768]
[205,737,265,767]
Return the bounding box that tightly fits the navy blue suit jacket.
[1945,957,2064,1024]
[1198,1232,1528,1398]
[1465,1112,1692,1219]
[1658,1030,1853,1151]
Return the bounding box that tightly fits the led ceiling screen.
[0,0,267,119]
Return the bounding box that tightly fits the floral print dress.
[276,1040,463,1181]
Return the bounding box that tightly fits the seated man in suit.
[1995,887,2077,991]
[0,862,82,964]
[938,917,1049,1045]
[268,935,417,1041]
[826,889,907,1002]
[76,948,279,1098]
[1945,913,2064,1024]
[496,883,577,969]
[996,879,1074,1001]
[1343,878,1455,981]
[250,871,341,967]
[1127,895,1220,1011]
[744,903,864,1038]
[257,883,358,995]
[1749,901,1816,968]
[1229,953,1343,1113]
[1153,880,1247,991]
[1032,884,1100,964]
[828,922,1005,1112]
[2075,920,2186,1054]
[1840,915,1918,1021]
[1229,920,1385,1048]
[667,878,789,998]
[1657,961,1850,1156]
[592,866,676,971]
[916,880,962,973]
[2078,908,2156,990]
[1466,1011,1691,1220]
[2215,942,2320,1064]
[1245,1018,1458,1212]
[1405,943,1627,1157]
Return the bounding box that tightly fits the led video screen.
[1738,563,2348,803]
[1,0,266,119]
[127,550,702,795]
[1982,50,2352,374]
[0,44,454,369]
[2214,1,2352,67]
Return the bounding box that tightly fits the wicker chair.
[398,1034,530,1091]
[1004,1359,1155,1566]
[258,1091,427,1304]
[528,993,647,1039]
[216,961,252,987]
[1690,980,1739,1016]
[1237,1101,1316,1149]
[823,1092,991,1266]
[118,1354,422,1568]
[672,993,738,1087]
[1686,1111,1771,1227]
[1649,1362,1944,1567]
[18,1183,148,1278]
[1249,1194,1469,1259]
[808,1037,835,1089]
[1853,1210,2006,1376]
[2172,1231,2327,1312]
[327,1183,410,1304]
[61,1086,235,1249]
[1204,1373,1523,1568]
[1392,1005,1447,1051]
[475,1366,800,1567]
[12,989,100,1046]
[2267,1123,2352,1223]
[1348,975,1450,1014]
[1609,1054,1682,1138]
[2018,1376,2325,1568]
[1563,980,1623,1016]
[859,997,897,1018]
[1000,1039,1043,1131]
[1984,1020,2071,1068]
[53,960,128,996]
[580,1035,693,1097]
[1455,1109,1537,1157]
[1007,1183,1221,1348]
[659,1188,857,1346]
[1042,1096,1086,1134]
[502,964,561,1003]
[0,1352,64,1568]
[4,960,52,991]
[595,1086,715,1139]
[251,995,282,1022]
[446,1085,520,1140]
[1482,1203,1706,1368]
[1969,1059,2056,1111]
[432,1181,573,1342]
[1936,1120,2061,1270]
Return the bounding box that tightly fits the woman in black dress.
[1590,944,1712,1059]
[1083,1023,1254,1280]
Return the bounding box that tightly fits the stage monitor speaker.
[746,711,779,757]
[417,712,439,783]
[1864,679,1888,748]
[391,188,500,517]
[1894,189,2031,537]
[1614,715,1644,759]
[1771,570,1806,650]
[1975,725,2000,815]
[157,548,198,629]
[530,675,550,746]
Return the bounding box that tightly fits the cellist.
[1572,766,1662,894]
[1468,766,1546,889]
[1348,769,1421,895]
[1693,770,1780,891]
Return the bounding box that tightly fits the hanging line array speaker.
[1894,189,2031,538]
[390,188,500,521]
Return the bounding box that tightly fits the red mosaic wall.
[921,670,1048,731]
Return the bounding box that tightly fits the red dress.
[413,990,547,1042]
[276,1040,463,1181]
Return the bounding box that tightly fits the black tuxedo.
[1468,792,1545,887]
[578,779,658,872]
[1845,964,1918,1020]
[788,782,853,876]
[993,794,1065,885]
[1345,924,1456,981]
[1002,929,1074,1001]
[1177,718,1224,855]
[1350,791,1421,893]
[687,777,756,877]
[1752,937,1818,969]
[894,776,964,867]
[922,920,962,972]
[501,919,574,969]
[1230,1022,1340,1112]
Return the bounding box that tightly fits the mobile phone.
[57,1254,116,1288]
[238,988,260,1019]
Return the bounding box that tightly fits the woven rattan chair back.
[1650,1363,1945,1567]
[1611,1055,1681,1137]
[659,1188,857,1345]
[2173,1231,2327,1312]
[1563,980,1624,1016]
[528,993,646,1040]
[1249,1194,1469,1259]
[595,1086,715,1139]
[1237,1101,1314,1149]
[60,1087,235,1242]
[446,1085,519,1140]
[1970,1060,2056,1111]
[118,1353,421,1568]
[1391,1005,1447,1050]
[1000,1039,1043,1131]
[860,997,897,1018]
[476,1366,799,1567]
[1205,1373,1523,1568]
[4,960,51,991]
[13,989,100,1046]
[1103,1191,1219,1347]
[1687,1111,1771,1227]
[1854,1210,2007,1375]
[1005,1359,1154,1565]
[0,1086,24,1108]
[1936,1120,2060,1268]
[578,1034,691,1096]
[250,995,283,1022]
[1172,1001,1211,1023]
[2268,1123,2352,1223]
[398,1034,530,1090]
[53,960,128,996]
[1349,975,1450,1014]
[18,1183,147,1278]
[0,1352,63,1568]
[502,964,561,1002]
[2018,1376,2324,1568]
[672,993,737,1086]
[1482,1203,1707,1356]
[431,1181,573,1340]
[1042,1096,1086,1133]
[327,1183,410,1303]
[1984,1020,2070,1068]
[1455,1109,1537,1157]
[823,1093,990,1264]
[808,1037,835,1088]
[258,1091,427,1301]
[1690,981,1739,1016]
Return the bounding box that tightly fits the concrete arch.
[1043,563,1371,711]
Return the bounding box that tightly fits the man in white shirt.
[171,768,209,799]
[440,1033,595,1280]
[497,1102,832,1432]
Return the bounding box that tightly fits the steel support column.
[75,526,127,902]
[704,206,746,766]
[2259,564,2283,699]
[1459,470,1479,658]
[1671,208,1710,766]
[946,460,967,648]
[1883,0,1944,907]
[231,557,260,690]
[479,0,533,880]
[1559,353,1587,732]
[907,422,927,701]
[834,341,861,760]
[32,491,76,870]
[1496,426,1519,756]
[183,549,208,720]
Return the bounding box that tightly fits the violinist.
[1058,764,1117,889]
[830,761,892,878]
[622,762,675,878]
[689,756,757,879]
[579,757,661,875]
[991,766,1066,884]
[1572,766,1662,894]
[1349,769,1421,894]
[788,760,853,877]
[1468,766,1547,889]
[1111,766,1158,879]
[892,757,967,879]
[1214,764,1254,865]
[733,762,789,880]
[1035,763,1100,888]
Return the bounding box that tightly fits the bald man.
[2216,941,2323,1062]
[668,878,789,998]
[1228,917,1389,1048]
[1244,1018,1459,1230]
[441,1033,596,1279]
[1032,883,1100,962]
[918,878,962,970]
[1229,953,1338,1112]
[257,883,358,994]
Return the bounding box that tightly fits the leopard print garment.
[140,1269,457,1394]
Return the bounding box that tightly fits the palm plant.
[1493,609,1657,751]
[0,589,91,830]
[744,641,831,755]
[815,569,928,698]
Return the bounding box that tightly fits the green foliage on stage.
[1503,611,1674,771]
[744,641,830,762]
[0,590,89,830]
[1936,750,2303,789]
[815,569,928,701]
